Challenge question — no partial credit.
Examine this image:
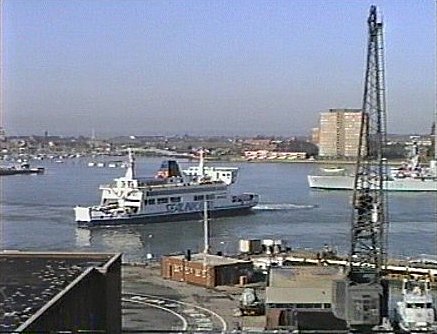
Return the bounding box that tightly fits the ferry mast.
[332,6,389,331]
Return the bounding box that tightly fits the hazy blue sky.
[2,0,435,137]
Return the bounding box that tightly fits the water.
[0,158,436,263]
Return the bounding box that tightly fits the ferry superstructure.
[182,150,238,185]
[74,151,258,227]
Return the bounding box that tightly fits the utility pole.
[203,199,209,255]
[332,6,390,332]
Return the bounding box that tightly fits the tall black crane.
[332,6,389,331]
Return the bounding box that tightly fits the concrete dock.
[122,262,251,331]
[121,249,437,332]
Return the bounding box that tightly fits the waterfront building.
[161,252,253,288]
[0,252,121,333]
[265,266,347,331]
[0,128,7,152]
[317,108,363,158]
[243,150,307,161]
[311,127,320,145]
[243,139,276,150]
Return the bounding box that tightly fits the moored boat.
[0,162,44,176]
[308,173,437,191]
[74,150,259,227]
[308,156,437,192]
[394,277,437,332]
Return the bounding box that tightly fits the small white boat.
[394,277,437,332]
[320,167,346,173]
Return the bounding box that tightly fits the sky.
[2,0,436,137]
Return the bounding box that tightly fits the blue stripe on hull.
[78,206,255,228]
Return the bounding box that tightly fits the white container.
[239,239,262,254]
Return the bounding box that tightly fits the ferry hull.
[76,204,256,228]
[308,175,437,192]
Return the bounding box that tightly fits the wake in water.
[254,203,317,211]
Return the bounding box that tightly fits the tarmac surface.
[122,262,266,332]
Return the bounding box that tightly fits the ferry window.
[170,197,181,203]
[157,198,168,204]
[206,194,215,200]
[194,195,204,201]
[147,199,155,205]
[217,195,227,199]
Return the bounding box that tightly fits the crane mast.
[351,4,387,284]
[332,6,389,331]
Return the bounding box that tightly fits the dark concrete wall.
[103,254,122,333]
[214,263,253,286]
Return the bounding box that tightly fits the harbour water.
[1,157,436,263]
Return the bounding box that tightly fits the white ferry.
[74,151,259,227]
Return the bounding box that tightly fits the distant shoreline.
[226,157,406,166]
